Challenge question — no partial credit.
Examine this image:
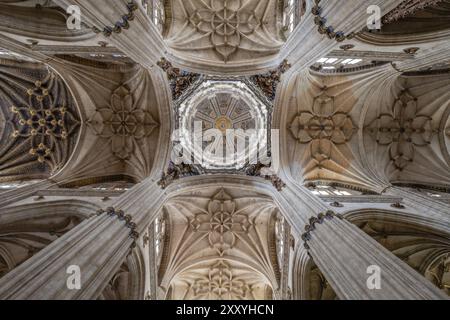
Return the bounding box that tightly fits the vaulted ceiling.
[165,0,284,65]
[159,188,283,300]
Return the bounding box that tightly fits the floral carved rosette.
[188,0,261,62]
[190,189,253,255]
[289,92,356,169]
[5,72,80,175]
[366,90,435,171]
[89,86,158,160]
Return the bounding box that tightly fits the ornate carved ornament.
[382,0,445,24]
[166,0,283,63]
[157,161,202,189]
[301,210,343,250]
[250,60,291,101]
[189,189,254,256]
[311,0,357,42]
[246,162,286,191]
[88,85,158,160]
[157,58,201,101]
[365,89,436,171]
[92,1,138,37]
[161,188,279,299]
[306,181,379,196]
[9,79,79,165]
[190,260,253,300]
[0,64,80,181]
[96,207,140,246]
[289,91,357,171]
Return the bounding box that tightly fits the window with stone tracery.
[282,0,305,37]
[142,0,165,33]
[275,215,285,268]
[309,185,355,197]
[77,181,134,192]
[154,215,166,264]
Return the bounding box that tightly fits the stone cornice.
[319,195,403,204]
[327,50,414,61]
[36,188,125,198]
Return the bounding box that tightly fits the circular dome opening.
[177,80,269,170]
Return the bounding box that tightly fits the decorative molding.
[157,57,201,100]
[310,61,390,74]
[190,189,254,256]
[365,89,436,171]
[403,47,420,55]
[9,79,79,164]
[301,210,343,250]
[246,162,286,191]
[382,0,445,24]
[393,183,450,194]
[36,189,125,198]
[157,161,202,189]
[311,0,357,42]
[330,201,343,208]
[92,2,138,37]
[289,91,357,171]
[0,62,80,182]
[391,202,406,209]
[250,59,291,101]
[190,260,253,300]
[327,50,414,61]
[320,195,403,204]
[166,0,283,63]
[402,68,450,76]
[88,85,158,160]
[96,207,140,246]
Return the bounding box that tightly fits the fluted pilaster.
[0,177,167,299]
[304,213,447,299]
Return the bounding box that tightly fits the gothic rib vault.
[0,0,448,301]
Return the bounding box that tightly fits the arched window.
[81,181,133,192]
[275,214,286,268]
[309,185,354,196]
[154,215,166,264]
[142,0,165,33]
[282,0,305,37]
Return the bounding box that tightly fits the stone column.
[53,0,167,69]
[0,180,55,209]
[304,212,447,299]
[281,0,403,72]
[274,181,447,299]
[0,177,167,300]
